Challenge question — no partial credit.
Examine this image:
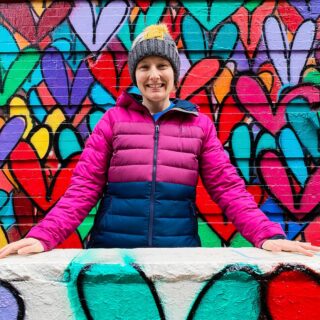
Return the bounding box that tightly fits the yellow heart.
[212,63,234,104]
[0,227,8,249]
[258,71,273,92]
[30,127,50,159]
[31,0,53,17]
[0,117,5,130]
[44,108,66,133]
[9,96,33,138]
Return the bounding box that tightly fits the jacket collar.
[116,91,199,116]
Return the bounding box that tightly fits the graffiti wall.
[0,0,320,249]
[1,248,320,319]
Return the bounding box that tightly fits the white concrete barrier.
[0,248,320,320]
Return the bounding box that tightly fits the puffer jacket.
[27,91,285,250]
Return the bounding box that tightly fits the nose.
[148,66,160,81]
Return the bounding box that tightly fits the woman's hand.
[0,238,44,259]
[262,239,320,256]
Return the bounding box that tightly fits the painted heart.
[264,16,315,86]
[188,265,260,319]
[278,127,308,186]
[88,51,131,99]
[0,280,25,319]
[258,150,320,219]
[135,0,152,13]
[217,96,245,145]
[287,0,320,19]
[276,0,303,33]
[68,262,164,320]
[9,141,79,212]
[69,0,130,52]
[182,14,238,63]
[0,47,41,106]
[235,75,320,134]
[181,0,244,31]
[266,266,320,320]
[117,1,166,50]
[286,97,320,160]
[231,3,275,59]
[230,123,253,183]
[0,1,72,44]
[41,47,94,117]
[178,58,220,100]
[0,117,26,168]
[304,216,320,245]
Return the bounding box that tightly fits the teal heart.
[29,89,47,123]
[278,127,308,186]
[255,132,276,157]
[89,83,115,108]
[230,124,252,182]
[181,0,244,31]
[0,190,15,229]
[286,98,320,160]
[182,15,238,63]
[118,2,166,50]
[0,25,19,69]
[88,110,105,133]
[57,127,83,160]
[189,266,260,319]
[65,254,163,320]
[244,0,264,12]
[0,47,41,106]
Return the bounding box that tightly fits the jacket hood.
[116,91,199,116]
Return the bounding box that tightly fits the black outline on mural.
[0,279,25,320]
[76,263,166,320]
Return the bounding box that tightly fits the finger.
[17,243,43,255]
[281,243,314,257]
[299,243,320,251]
[0,239,37,258]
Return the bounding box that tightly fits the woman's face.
[135,56,175,108]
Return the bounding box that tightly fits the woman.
[0,24,318,257]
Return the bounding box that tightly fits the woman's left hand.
[262,239,320,256]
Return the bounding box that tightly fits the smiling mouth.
[146,84,165,88]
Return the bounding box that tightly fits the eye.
[158,64,169,69]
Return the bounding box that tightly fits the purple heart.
[0,281,24,320]
[0,117,25,168]
[42,48,94,117]
[69,0,130,52]
[288,0,320,20]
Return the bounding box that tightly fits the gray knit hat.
[128,24,180,86]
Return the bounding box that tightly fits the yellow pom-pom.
[143,24,169,40]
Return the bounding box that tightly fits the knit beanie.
[128,24,180,86]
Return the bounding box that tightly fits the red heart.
[135,0,152,13]
[277,0,304,34]
[161,6,186,43]
[0,1,72,44]
[217,95,245,145]
[304,216,320,246]
[56,231,83,249]
[88,51,132,99]
[266,268,320,319]
[196,179,236,243]
[231,4,275,59]
[9,142,79,212]
[258,150,320,219]
[178,58,220,100]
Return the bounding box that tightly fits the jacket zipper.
[149,124,160,246]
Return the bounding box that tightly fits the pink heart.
[258,150,320,219]
[0,2,72,44]
[235,75,320,134]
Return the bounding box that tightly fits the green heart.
[244,0,264,12]
[57,126,83,160]
[0,47,40,106]
[181,0,244,31]
[118,2,166,50]
[303,67,320,85]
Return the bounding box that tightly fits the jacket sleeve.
[199,116,286,248]
[26,111,113,251]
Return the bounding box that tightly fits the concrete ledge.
[1,248,320,319]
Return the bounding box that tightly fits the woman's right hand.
[0,238,44,259]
